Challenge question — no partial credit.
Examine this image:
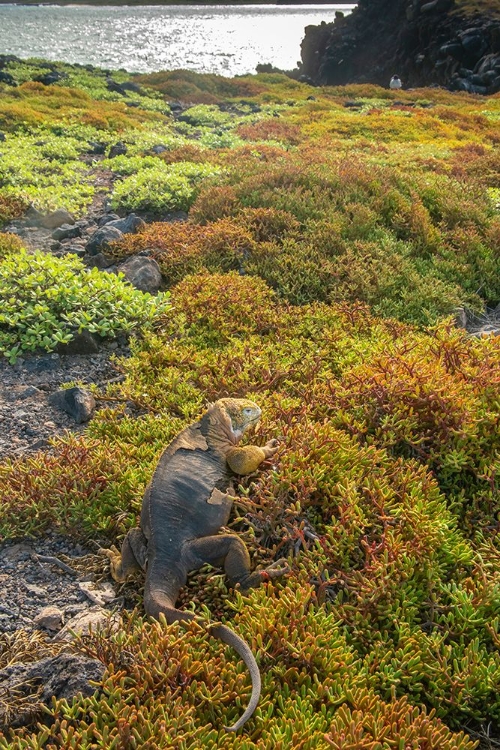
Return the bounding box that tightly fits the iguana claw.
[99,545,125,582]
[262,557,290,580]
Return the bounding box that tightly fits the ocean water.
[0,4,354,76]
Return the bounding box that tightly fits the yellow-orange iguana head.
[212,398,261,440]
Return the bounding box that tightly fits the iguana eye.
[243,408,253,415]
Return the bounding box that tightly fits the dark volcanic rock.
[55,330,100,355]
[299,0,500,94]
[117,255,162,294]
[49,386,96,423]
[86,225,124,255]
[0,70,16,86]
[108,141,128,158]
[0,654,105,729]
[106,213,146,235]
[51,223,83,241]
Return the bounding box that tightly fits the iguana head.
[213,398,261,440]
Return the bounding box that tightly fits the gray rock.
[476,53,500,74]
[0,71,16,86]
[78,581,116,606]
[56,606,120,641]
[40,209,75,230]
[17,385,43,400]
[151,144,168,154]
[86,253,116,270]
[455,307,500,337]
[24,583,45,597]
[86,225,124,255]
[49,387,96,423]
[35,71,63,86]
[34,605,64,631]
[108,141,127,158]
[106,213,146,235]
[88,141,107,155]
[55,330,100,355]
[1,543,32,562]
[120,80,144,94]
[24,205,43,226]
[51,223,83,241]
[97,213,120,227]
[0,654,105,727]
[117,255,162,294]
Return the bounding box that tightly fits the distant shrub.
[236,118,302,145]
[237,207,301,243]
[0,232,24,258]
[0,81,162,134]
[110,162,221,213]
[188,185,239,224]
[0,249,170,362]
[168,271,278,343]
[101,154,160,175]
[133,69,264,104]
[0,192,28,227]
[178,104,233,128]
[158,143,210,165]
[112,218,255,285]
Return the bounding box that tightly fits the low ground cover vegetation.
[0,61,499,749]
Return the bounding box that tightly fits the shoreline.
[1,1,354,5]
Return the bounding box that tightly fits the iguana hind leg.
[103,527,148,583]
[186,535,289,592]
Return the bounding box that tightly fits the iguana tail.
[146,590,261,733]
[210,622,261,732]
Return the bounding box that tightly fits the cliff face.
[300,0,500,94]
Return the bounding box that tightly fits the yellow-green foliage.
[1,63,500,750]
[0,248,170,362]
[111,147,499,323]
[133,69,266,104]
[453,0,500,16]
[0,81,163,133]
[110,209,298,286]
[2,272,499,748]
[0,232,24,258]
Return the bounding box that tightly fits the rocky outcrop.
[0,654,105,729]
[300,0,500,94]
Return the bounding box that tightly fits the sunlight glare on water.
[0,4,354,76]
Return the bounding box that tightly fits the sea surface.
[0,4,354,76]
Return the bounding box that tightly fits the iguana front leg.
[226,439,279,475]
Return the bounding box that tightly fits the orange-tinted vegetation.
[0,63,499,750]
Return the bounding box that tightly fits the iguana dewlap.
[104,398,289,732]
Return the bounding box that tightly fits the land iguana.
[104,398,289,732]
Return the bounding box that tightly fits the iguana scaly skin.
[104,398,289,732]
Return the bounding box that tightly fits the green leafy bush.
[110,161,221,213]
[179,104,233,128]
[0,132,94,213]
[0,249,170,362]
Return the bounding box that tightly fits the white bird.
[390,75,402,90]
